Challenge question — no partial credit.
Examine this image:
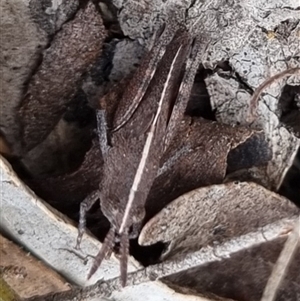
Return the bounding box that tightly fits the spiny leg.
[76,190,99,249]
[87,226,115,280]
[120,229,129,287]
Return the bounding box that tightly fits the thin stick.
[260,216,300,301]
[248,67,300,123]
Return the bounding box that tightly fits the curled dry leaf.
[18,2,106,152]
[140,182,299,259]
[145,119,271,218]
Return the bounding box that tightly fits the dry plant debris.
[145,121,271,219]
[0,0,300,300]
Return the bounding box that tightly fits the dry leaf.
[145,118,271,219]
[140,182,299,259]
[18,2,106,151]
[0,0,47,155]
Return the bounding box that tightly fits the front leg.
[76,190,100,249]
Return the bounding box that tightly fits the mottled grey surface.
[140,182,299,258]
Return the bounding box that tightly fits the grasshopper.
[75,21,204,286]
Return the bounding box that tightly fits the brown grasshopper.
[75,22,204,286]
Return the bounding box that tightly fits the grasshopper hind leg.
[87,227,115,280]
[120,229,129,287]
[87,227,130,287]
